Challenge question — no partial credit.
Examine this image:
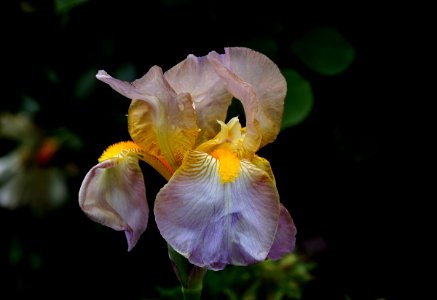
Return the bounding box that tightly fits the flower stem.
[181,286,203,300]
[168,245,207,300]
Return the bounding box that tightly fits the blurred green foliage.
[154,252,315,300]
[54,0,89,15]
[291,26,355,76]
[240,26,355,129]
[281,69,314,129]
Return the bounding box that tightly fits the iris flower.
[79,47,296,270]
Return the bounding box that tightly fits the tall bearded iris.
[79,47,296,270]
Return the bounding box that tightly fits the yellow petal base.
[99,141,144,162]
[211,148,241,184]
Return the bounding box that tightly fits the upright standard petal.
[154,151,280,270]
[207,47,287,150]
[165,54,233,142]
[97,67,199,171]
[79,142,148,251]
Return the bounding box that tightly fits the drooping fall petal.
[97,67,198,171]
[164,54,233,142]
[249,156,297,259]
[207,47,287,151]
[250,156,297,259]
[154,151,280,270]
[79,151,148,251]
[268,204,297,260]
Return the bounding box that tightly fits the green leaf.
[281,69,314,128]
[53,127,83,150]
[54,0,88,15]
[44,67,60,84]
[292,26,355,76]
[9,238,23,265]
[20,94,40,117]
[156,286,182,299]
[29,252,43,270]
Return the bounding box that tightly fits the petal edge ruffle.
[207,47,287,151]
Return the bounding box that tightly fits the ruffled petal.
[154,151,280,270]
[97,67,198,171]
[164,54,233,142]
[78,155,148,251]
[268,204,297,260]
[207,47,287,151]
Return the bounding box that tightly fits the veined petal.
[268,204,297,260]
[207,47,287,151]
[154,151,280,270]
[97,67,198,170]
[128,100,175,180]
[251,155,276,184]
[79,145,148,251]
[165,54,233,142]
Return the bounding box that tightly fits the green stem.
[181,286,203,300]
[168,245,207,300]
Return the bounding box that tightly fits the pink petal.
[165,54,233,142]
[207,47,287,151]
[79,157,148,251]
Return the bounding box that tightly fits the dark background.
[1,1,405,299]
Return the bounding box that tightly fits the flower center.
[211,148,241,184]
[99,141,143,162]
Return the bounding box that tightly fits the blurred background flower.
[0,111,81,212]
